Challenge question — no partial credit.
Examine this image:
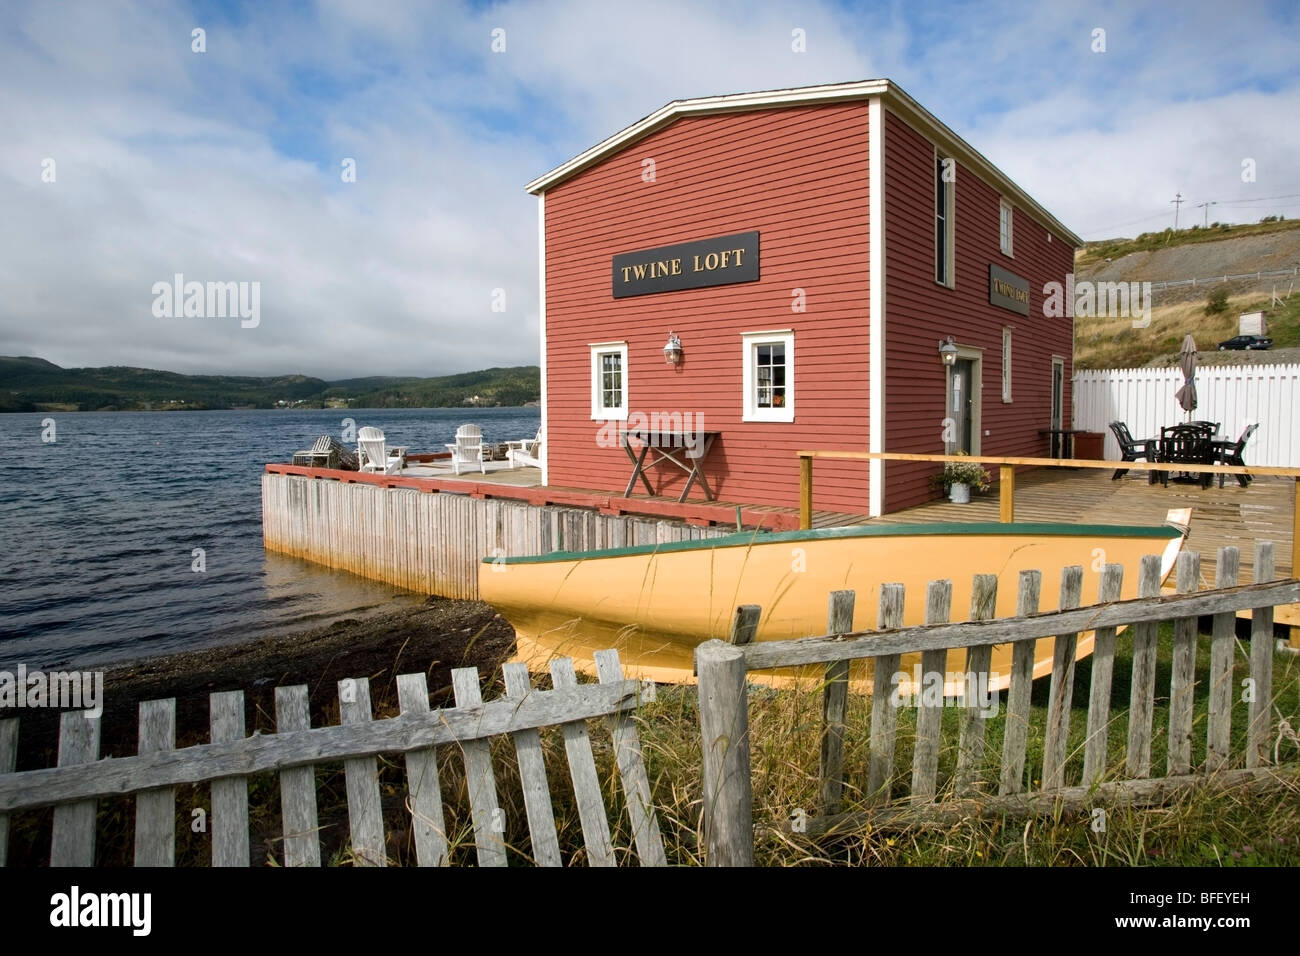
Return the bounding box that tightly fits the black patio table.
[621,429,721,503]
[1154,423,1217,487]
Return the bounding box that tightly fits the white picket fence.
[1073,364,1300,466]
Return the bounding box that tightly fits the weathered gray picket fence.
[0,651,666,867]
[697,543,1300,866]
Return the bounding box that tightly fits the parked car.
[1217,335,1273,351]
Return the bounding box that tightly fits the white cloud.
[0,0,1295,378]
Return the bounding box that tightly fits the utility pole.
[1170,192,1184,230]
[1196,200,1217,227]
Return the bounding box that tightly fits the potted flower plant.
[929,452,991,504]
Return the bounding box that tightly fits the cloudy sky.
[2,0,1297,379]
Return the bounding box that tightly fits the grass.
[627,620,1300,866]
[6,623,1298,866]
[1074,289,1300,369]
[1076,218,1300,268]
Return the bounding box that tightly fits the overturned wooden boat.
[480,511,1191,690]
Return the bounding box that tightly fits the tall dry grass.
[5,623,1298,866]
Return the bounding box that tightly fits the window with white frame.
[742,330,794,422]
[936,153,955,287]
[1002,327,1013,402]
[999,198,1014,257]
[590,341,628,420]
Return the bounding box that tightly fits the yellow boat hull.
[480,515,1189,691]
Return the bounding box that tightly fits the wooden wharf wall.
[262,473,730,598]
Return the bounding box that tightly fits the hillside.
[0,358,540,412]
[1073,220,1300,368]
[1077,217,1300,269]
[326,367,540,409]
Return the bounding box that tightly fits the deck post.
[696,640,754,867]
[799,455,812,530]
[999,465,1015,523]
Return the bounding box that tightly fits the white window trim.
[999,198,1014,257]
[935,149,955,289]
[589,340,628,421]
[1002,326,1013,403]
[741,329,794,423]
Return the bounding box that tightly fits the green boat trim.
[483,520,1183,566]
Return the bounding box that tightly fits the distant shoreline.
[0,355,540,413]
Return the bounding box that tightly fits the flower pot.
[949,482,971,504]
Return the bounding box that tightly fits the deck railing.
[696,544,1300,866]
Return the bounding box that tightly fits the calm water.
[0,407,540,670]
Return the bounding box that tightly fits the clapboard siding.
[543,103,874,513]
[539,99,1078,515]
[881,110,1077,512]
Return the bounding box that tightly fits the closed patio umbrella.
[1174,334,1198,418]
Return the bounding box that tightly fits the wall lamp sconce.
[938,336,959,367]
[663,331,683,366]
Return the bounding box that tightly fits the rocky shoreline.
[8,596,517,768]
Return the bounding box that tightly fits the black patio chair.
[1214,422,1259,488]
[1108,421,1157,480]
[1158,424,1214,488]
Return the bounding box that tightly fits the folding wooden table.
[621,429,720,502]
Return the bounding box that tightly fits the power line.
[1215,192,1300,206]
[1090,192,1300,232]
[1087,201,1300,237]
[1170,191,1184,229]
[1089,210,1178,234]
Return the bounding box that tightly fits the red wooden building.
[525,79,1081,516]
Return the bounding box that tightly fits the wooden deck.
[272,459,1296,579]
[261,460,1289,647]
[400,460,544,485]
[863,469,1295,583]
[265,462,807,531]
[492,464,1296,583]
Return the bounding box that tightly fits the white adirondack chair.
[506,428,542,469]
[444,424,486,475]
[357,426,403,475]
